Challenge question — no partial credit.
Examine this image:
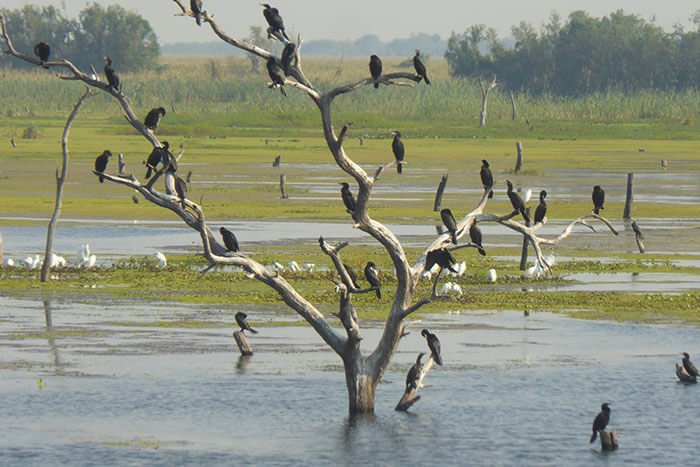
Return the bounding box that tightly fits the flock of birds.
[2,245,173,270]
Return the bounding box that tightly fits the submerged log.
[395,354,435,411]
[600,431,618,451]
[233,330,253,356]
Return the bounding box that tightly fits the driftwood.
[600,431,618,451]
[233,330,253,356]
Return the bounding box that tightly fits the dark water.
[1,296,699,465]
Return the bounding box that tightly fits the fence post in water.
[514,142,523,173]
[623,173,634,219]
[280,174,288,199]
[519,207,531,270]
[233,330,254,356]
[433,174,449,212]
[600,431,618,451]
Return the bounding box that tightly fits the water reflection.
[236,355,252,375]
[42,298,64,373]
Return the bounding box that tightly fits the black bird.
[421,329,443,366]
[590,403,611,443]
[340,182,356,214]
[683,352,699,379]
[480,159,494,199]
[145,141,170,178]
[440,208,458,244]
[344,264,360,289]
[266,57,287,97]
[413,49,430,85]
[592,185,605,214]
[391,130,404,174]
[534,190,547,224]
[631,220,644,240]
[425,248,458,274]
[469,220,486,256]
[190,0,203,26]
[364,261,381,299]
[33,42,50,68]
[94,150,112,183]
[405,352,425,391]
[103,56,121,91]
[175,176,188,209]
[369,54,382,89]
[261,3,289,41]
[506,180,530,223]
[144,107,166,131]
[220,227,240,253]
[281,42,296,76]
[235,311,258,334]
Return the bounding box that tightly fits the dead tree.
[478,75,498,127]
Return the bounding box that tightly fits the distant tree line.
[0,5,159,72]
[445,10,700,96]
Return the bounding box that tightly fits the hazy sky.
[3,1,698,43]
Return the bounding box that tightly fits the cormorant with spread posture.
[364,261,381,299]
[145,141,170,178]
[421,329,443,365]
[534,190,547,224]
[281,42,296,76]
[592,185,605,214]
[413,49,430,85]
[590,403,611,443]
[369,54,382,89]
[440,208,458,244]
[191,0,203,26]
[506,180,530,223]
[175,176,188,209]
[33,42,50,68]
[220,227,240,253]
[391,130,404,174]
[94,150,112,183]
[266,57,287,97]
[261,4,289,41]
[683,352,699,379]
[235,311,258,334]
[144,107,166,131]
[425,248,458,274]
[469,220,486,256]
[340,182,356,214]
[406,352,425,391]
[103,56,121,91]
[480,159,494,199]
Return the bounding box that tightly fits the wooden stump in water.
[233,330,253,356]
[514,142,523,173]
[600,431,618,451]
[395,356,435,412]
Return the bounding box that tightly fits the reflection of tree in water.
[236,355,252,375]
[42,299,65,374]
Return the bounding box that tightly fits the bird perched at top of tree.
[266,57,287,97]
[94,150,112,183]
[261,3,289,41]
[144,107,166,132]
[364,261,381,299]
[534,190,547,224]
[220,227,240,253]
[103,56,121,91]
[391,130,404,174]
[235,311,258,334]
[405,352,425,391]
[421,329,443,365]
[590,403,611,443]
[592,185,605,214]
[506,180,530,223]
[340,182,356,214]
[440,208,458,244]
[469,220,486,256]
[413,49,430,85]
[369,54,382,89]
[480,160,494,199]
[190,0,203,26]
[33,42,50,68]
[281,42,296,76]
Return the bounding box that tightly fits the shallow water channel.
[1,295,699,465]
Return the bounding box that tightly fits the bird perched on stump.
[406,352,425,390]
[94,150,112,183]
[144,107,166,131]
[469,220,486,256]
[235,312,258,334]
[190,0,203,26]
[592,185,605,214]
[340,182,356,214]
[413,50,430,85]
[506,180,530,223]
[440,208,458,244]
[364,261,381,299]
[590,403,611,443]
[391,130,405,174]
[421,329,443,365]
[220,227,240,253]
[534,190,547,224]
[33,42,50,68]
[369,54,382,88]
[480,159,494,199]
[683,352,699,379]
[261,3,289,41]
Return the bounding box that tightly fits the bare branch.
[327,73,421,101]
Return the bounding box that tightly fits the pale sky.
[3,0,698,43]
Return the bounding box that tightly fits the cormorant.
[364,261,381,299]
[190,0,203,26]
[592,185,605,214]
[220,227,240,252]
[266,57,287,97]
[425,248,458,274]
[144,107,166,131]
[175,176,188,209]
[534,190,547,224]
[440,208,458,244]
[369,54,382,89]
[631,220,644,240]
[340,182,356,214]
[506,180,530,223]
[391,130,404,174]
[261,4,289,41]
[94,150,112,183]
[421,329,443,365]
[590,403,611,443]
[406,352,425,391]
[33,42,50,68]
[344,264,360,289]
[103,56,121,91]
[480,159,494,199]
[281,42,296,76]
[683,352,699,379]
[145,142,169,178]
[469,220,486,256]
[235,311,258,334]
[413,49,430,85]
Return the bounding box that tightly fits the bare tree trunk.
[479,76,498,128]
[515,142,524,173]
[623,173,633,219]
[344,352,377,413]
[509,90,517,121]
[519,208,531,270]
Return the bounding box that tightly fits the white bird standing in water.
[154,251,167,268]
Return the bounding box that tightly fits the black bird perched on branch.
[469,220,486,256]
[281,42,296,76]
[534,190,547,224]
[103,56,121,91]
[33,42,50,68]
[413,49,430,85]
[480,159,494,199]
[220,227,240,252]
[190,0,203,26]
[406,352,425,391]
[235,312,258,334]
[590,403,611,443]
[94,150,112,183]
[175,176,188,209]
[421,329,443,366]
[266,57,287,97]
[391,130,404,174]
[369,54,382,89]
[631,220,644,240]
[425,248,458,274]
[592,185,605,214]
[340,182,356,214]
[506,180,530,223]
[683,352,699,379]
[261,3,289,41]
[145,141,170,178]
[440,208,458,244]
[144,107,166,131]
[364,261,381,299]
